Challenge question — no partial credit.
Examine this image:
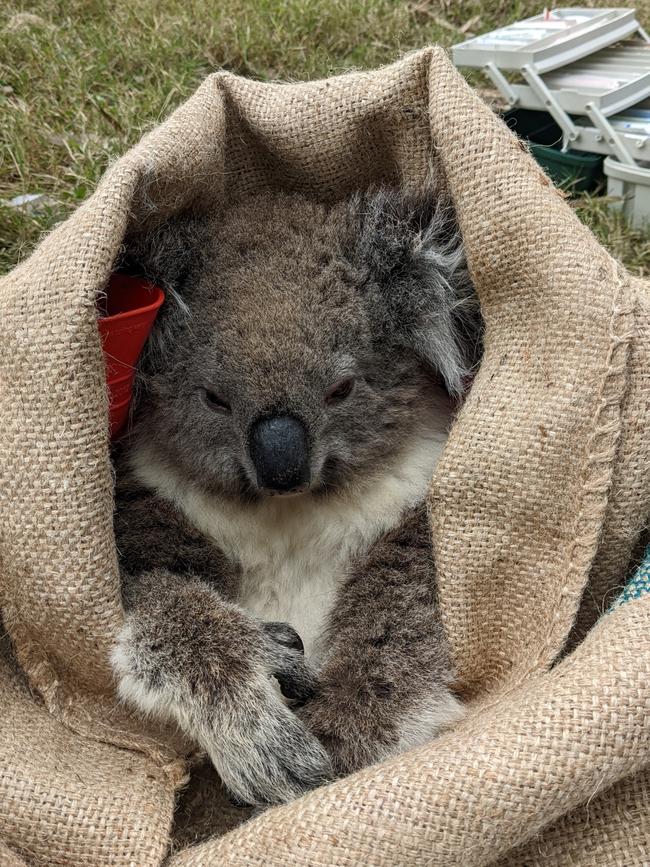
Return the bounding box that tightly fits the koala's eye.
[201,388,231,413]
[325,377,355,405]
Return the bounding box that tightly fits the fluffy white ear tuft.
[353,187,481,395]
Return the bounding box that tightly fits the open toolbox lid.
[453,8,642,74]
[510,41,650,117]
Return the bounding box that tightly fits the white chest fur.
[129,424,449,659]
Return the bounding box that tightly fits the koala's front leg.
[112,569,332,806]
[300,505,464,776]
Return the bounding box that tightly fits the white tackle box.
[604,155,650,225]
[454,8,650,167]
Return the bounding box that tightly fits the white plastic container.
[453,8,640,73]
[604,155,650,225]
[509,42,650,117]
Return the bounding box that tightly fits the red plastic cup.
[97,274,165,438]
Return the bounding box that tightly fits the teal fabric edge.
[611,543,650,610]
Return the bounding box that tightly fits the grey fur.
[350,188,479,395]
[112,187,479,806]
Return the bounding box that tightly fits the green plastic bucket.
[504,108,603,194]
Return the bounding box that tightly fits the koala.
[110,187,480,807]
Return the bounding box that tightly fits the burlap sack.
[0,47,648,866]
[496,766,650,866]
[0,845,28,867]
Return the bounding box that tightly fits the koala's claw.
[263,621,317,706]
[263,621,305,653]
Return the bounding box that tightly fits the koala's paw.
[207,621,331,806]
[208,676,334,806]
[111,610,331,806]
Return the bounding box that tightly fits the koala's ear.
[122,213,210,295]
[353,188,480,395]
[119,213,211,375]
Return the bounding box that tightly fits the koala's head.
[124,188,479,501]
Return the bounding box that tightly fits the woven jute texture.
[0,843,29,867]
[495,766,650,867]
[1,47,648,866]
[0,636,177,866]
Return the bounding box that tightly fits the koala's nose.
[249,415,311,493]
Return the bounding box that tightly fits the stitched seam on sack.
[538,258,636,667]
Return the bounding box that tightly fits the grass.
[2,0,650,274]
